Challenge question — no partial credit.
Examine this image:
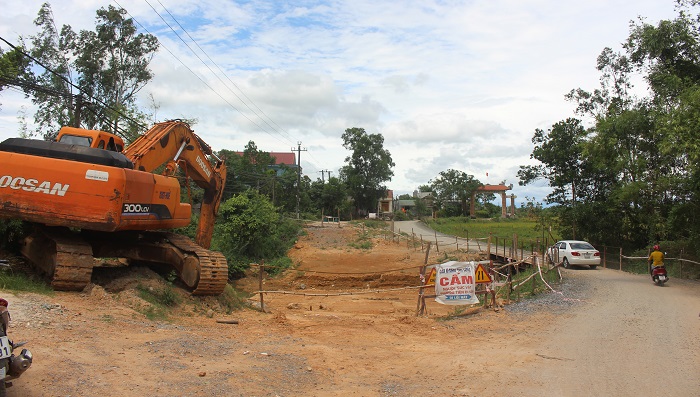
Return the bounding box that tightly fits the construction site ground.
[1,221,699,396]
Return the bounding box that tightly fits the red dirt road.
[1,222,699,396]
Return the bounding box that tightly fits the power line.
[119,0,296,148]
[0,36,149,137]
[126,1,334,174]
[112,0,291,146]
[152,0,295,144]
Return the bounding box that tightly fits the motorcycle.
[0,298,33,396]
[651,265,669,286]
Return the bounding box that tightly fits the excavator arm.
[123,120,226,249]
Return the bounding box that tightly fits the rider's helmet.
[653,244,660,251]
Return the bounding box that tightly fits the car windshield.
[570,242,595,250]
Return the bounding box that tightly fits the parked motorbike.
[0,298,33,396]
[651,265,669,286]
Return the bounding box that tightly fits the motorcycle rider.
[648,244,665,275]
[0,299,8,335]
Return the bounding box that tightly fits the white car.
[549,240,600,269]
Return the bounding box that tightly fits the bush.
[393,211,409,221]
[213,190,302,278]
[264,256,294,276]
[0,219,31,251]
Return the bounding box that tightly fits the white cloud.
[0,0,680,204]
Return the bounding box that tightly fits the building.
[233,151,298,176]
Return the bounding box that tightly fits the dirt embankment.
[1,222,699,397]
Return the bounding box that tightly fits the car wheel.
[562,257,570,269]
[590,265,597,270]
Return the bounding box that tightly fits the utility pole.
[319,170,333,183]
[292,142,307,219]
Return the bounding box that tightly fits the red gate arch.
[471,183,514,218]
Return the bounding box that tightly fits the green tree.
[339,127,394,215]
[518,118,588,207]
[0,44,31,102]
[520,1,700,253]
[212,190,300,277]
[518,118,594,239]
[322,177,349,215]
[429,169,481,217]
[73,5,158,138]
[219,142,276,200]
[623,2,700,248]
[24,3,158,140]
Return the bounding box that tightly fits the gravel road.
[508,267,700,396]
[397,220,700,396]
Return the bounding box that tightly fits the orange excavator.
[0,120,228,295]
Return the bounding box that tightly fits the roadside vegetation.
[0,271,53,295]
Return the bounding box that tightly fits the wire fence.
[246,221,699,315]
[597,245,700,279]
[247,223,566,315]
[379,222,700,280]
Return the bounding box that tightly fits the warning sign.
[474,263,492,283]
[433,261,479,305]
[425,268,436,286]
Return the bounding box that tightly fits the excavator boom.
[123,121,226,248]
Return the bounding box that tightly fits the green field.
[424,217,560,247]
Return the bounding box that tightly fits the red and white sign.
[434,261,479,305]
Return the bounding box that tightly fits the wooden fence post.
[259,261,265,312]
[618,247,622,270]
[603,246,607,268]
[488,233,492,261]
[416,242,432,316]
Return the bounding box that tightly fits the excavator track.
[162,233,229,295]
[21,227,94,291]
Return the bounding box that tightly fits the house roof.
[233,151,296,166]
[270,152,296,165]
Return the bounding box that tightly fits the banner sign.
[434,261,479,305]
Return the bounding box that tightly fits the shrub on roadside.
[212,190,302,278]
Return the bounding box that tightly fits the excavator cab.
[56,126,125,152]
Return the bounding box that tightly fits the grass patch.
[0,271,54,295]
[350,219,387,229]
[217,284,251,314]
[100,314,114,323]
[502,266,561,301]
[264,256,294,276]
[349,230,373,250]
[136,282,182,320]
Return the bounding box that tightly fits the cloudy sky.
[0,0,680,204]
